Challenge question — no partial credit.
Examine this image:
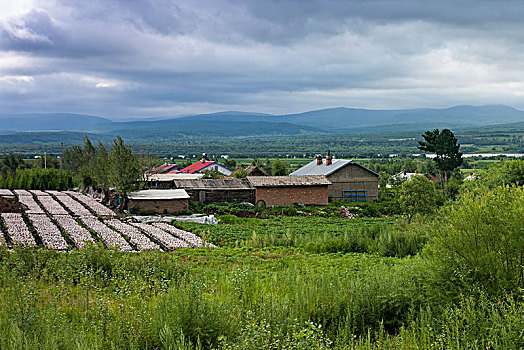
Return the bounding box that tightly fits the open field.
[1,186,523,348]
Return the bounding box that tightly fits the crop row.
[29,190,49,196]
[17,195,45,214]
[152,222,215,248]
[105,219,160,251]
[13,189,31,196]
[66,191,115,216]
[37,195,69,215]
[80,216,134,252]
[27,214,68,250]
[1,213,37,246]
[53,215,95,249]
[0,189,13,196]
[131,222,189,250]
[52,194,92,216]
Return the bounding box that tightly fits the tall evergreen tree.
[418,129,463,191]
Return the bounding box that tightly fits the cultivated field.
[0,189,213,251]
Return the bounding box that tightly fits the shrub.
[424,186,524,301]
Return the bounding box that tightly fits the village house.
[149,163,182,174]
[178,159,233,176]
[145,173,203,189]
[173,178,254,203]
[290,151,379,202]
[238,165,267,176]
[127,189,190,214]
[247,175,331,206]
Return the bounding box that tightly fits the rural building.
[127,189,190,214]
[391,171,437,184]
[290,152,379,202]
[247,175,331,206]
[244,165,267,176]
[145,173,203,189]
[149,163,182,174]
[173,178,254,203]
[178,160,233,176]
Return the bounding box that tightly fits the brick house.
[290,152,379,202]
[247,175,331,206]
[128,189,189,213]
[173,178,254,203]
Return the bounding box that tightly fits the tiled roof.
[247,175,331,187]
[174,178,253,190]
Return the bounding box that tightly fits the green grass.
[1,185,524,348]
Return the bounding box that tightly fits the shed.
[173,178,254,203]
[145,173,203,189]
[128,189,190,214]
[290,153,379,202]
[247,175,331,206]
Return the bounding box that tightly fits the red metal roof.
[178,161,216,174]
[150,163,181,174]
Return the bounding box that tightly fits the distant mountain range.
[1,105,524,143]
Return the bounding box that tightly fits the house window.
[343,190,367,202]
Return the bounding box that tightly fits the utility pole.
[60,142,63,170]
[44,151,47,169]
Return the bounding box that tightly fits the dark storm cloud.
[2,0,524,117]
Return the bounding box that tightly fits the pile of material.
[0,196,24,213]
[338,206,358,219]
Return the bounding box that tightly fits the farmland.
[0,189,213,251]
[0,184,523,348]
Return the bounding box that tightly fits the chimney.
[326,150,332,166]
[415,170,418,175]
[316,154,323,166]
[403,170,407,175]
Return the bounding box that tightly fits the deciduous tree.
[399,175,438,222]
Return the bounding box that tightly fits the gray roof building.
[290,159,380,177]
[290,153,380,202]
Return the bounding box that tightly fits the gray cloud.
[2,0,524,118]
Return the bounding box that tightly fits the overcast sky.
[2,0,524,119]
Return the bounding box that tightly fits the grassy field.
[1,186,523,349]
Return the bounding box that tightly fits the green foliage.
[108,136,140,197]
[35,153,60,169]
[63,135,109,188]
[270,158,290,176]
[231,167,248,178]
[0,168,74,190]
[217,318,332,350]
[424,186,524,301]
[0,153,28,178]
[478,158,524,188]
[221,158,236,170]
[201,170,224,179]
[63,135,140,197]
[418,129,463,187]
[399,175,439,222]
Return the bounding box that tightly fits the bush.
[424,186,524,301]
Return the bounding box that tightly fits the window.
[343,190,367,202]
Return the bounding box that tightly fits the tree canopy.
[418,129,463,189]
[399,175,438,222]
